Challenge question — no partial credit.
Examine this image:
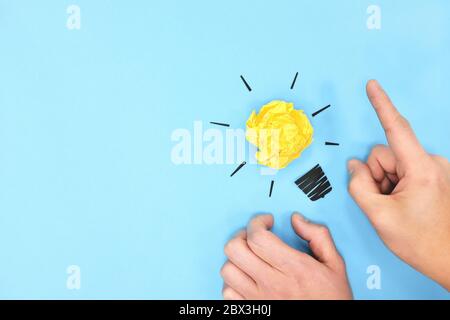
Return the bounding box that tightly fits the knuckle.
[395,114,411,130]
[348,178,359,196]
[385,114,410,136]
[430,167,446,186]
[384,126,394,137]
[335,253,346,268]
[370,144,385,157]
[316,225,330,239]
[369,209,391,230]
[222,287,233,298]
[335,257,347,274]
[316,225,330,238]
[290,254,307,269]
[224,238,240,257]
[347,182,353,195]
[220,262,233,278]
[248,230,270,247]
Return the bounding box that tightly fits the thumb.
[348,159,393,226]
[348,159,382,213]
[291,213,343,269]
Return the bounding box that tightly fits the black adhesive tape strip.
[299,167,323,186]
[309,180,331,198]
[295,164,333,202]
[310,186,332,201]
[304,175,327,194]
[297,167,323,189]
[295,164,320,185]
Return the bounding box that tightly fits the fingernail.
[368,79,381,90]
[293,212,308,222]
[372,79,380,88]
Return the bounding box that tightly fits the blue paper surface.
[0,0,449,299]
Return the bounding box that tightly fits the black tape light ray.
[311,104,331,117]
[230,161,246,177]
[240,75,252,92]
[290,72,299,90]
[269,180,275,198]
[210,122,230,127]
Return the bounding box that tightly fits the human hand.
[348,80,450,290]
[220,214,352,300]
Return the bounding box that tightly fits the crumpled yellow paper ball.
[246,100,314,169]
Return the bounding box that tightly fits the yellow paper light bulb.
[246,100,314,169]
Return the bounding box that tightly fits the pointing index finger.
[366,80,426,163]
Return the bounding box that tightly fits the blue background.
[0,0,449,299]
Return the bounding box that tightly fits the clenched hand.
[221,214,352,300]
